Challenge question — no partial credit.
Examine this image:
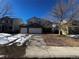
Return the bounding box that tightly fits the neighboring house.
[60,20,79,35]
[27,17,53,33]
[28,17,40,25]
[20,23,43,34]
[0,16,21,33]
[0,16,13,33]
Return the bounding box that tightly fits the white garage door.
[21,28,27,34]
[29,28,42,34]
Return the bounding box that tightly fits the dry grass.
[42,34,79,47]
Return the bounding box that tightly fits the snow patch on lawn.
[0,33,32,46]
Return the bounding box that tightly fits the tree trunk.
[59,29,61,35]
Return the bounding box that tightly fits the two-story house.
[0,16,21,33]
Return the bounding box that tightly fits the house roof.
[27,23,43,28]
[20,24,27,27]
[20,23,43,28]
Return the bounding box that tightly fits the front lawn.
[43,34,79,47]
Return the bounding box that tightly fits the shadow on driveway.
[0,45,27,58]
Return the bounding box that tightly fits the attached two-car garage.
[20,27,28,34]
[20,24,43,34]
[20,27,42,34]
[29,28,42,34]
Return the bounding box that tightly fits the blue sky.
[6,0,78,22]
[7,0,58,22]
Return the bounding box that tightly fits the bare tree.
[51,0,79,35]
[0,0,12,18]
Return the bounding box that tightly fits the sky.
[0,0,79,22]
[6,0,58,22]
[5,0,78,23]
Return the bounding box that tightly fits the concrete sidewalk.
[25,46,79,58]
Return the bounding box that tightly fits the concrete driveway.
[25,46,79,58]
